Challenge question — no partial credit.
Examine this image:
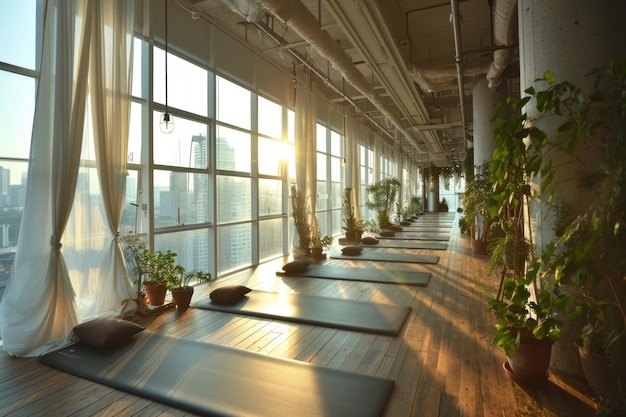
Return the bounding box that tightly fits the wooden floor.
[0,212,600,416]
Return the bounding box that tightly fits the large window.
[315,124,343,237]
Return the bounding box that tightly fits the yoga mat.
[362,241,447,250]
[40,332,394,417]
[277,264,431,286]
[330,252,439,264]
[193,290,411,336]
[377,234,450,241]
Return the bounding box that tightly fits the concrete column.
[472,78,507,166]
[518,0,626,380]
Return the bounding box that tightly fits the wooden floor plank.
[0,212,599,417]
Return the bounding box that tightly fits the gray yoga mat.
[330,252,439,264]
[39,332,394,417]
[361,241,447,250]
[193,290,411,336]
[377,233,450,241]
[276,264,431,286]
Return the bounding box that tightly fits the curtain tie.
[49,236,63,250]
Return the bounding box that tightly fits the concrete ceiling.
[176,0,519,168]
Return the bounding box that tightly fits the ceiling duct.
[255,0,432,155]
[486,0,518,89]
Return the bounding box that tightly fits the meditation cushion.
[281,260,310,273]
[378,230,395,237]
[210,285,252,305]
[341,245,363,256]
[73,318,144,348]
[390,225,403,232]
[400,221,411,226]
[361,236,379,245]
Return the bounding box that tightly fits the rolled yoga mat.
[330,251,439,264]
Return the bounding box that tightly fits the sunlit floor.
[0,212,599,416]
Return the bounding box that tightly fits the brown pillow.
[341,245,363,256]
[361,236,379,245]
[400,221,411,226]
[390,225,403,232]
[73,318,144,348]
[210,285,252,305]
[379,230,395,237]
[281,260,310,273]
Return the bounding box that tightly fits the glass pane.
[258,137,286,176]
[153,169,210,228]
[316,124,326,152]
[216,125,250,172]
[217,175,251,223]
[316,180,327,211]
[330,156,341,182]
[0,71,34,158]
[131,37,143,99]
[127,102,142,164]
[0,160,28,252]
[120,170,139,234]
[331,182,342,209]
[259,218,283,260]
[154,48,208,116]
[287,143,296,180]
[331,209,342,236]
[153,113,208,168]
[155,229,212,276]
[218,223,251,273]
[216,76,250,129]
[330,130,342,156]
[258,96,282,139]
[0,1,37,70]
[259,178,282,216]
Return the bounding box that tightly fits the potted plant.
[167,269,212,310]
[485,70,566,380]
[365,178,401,228]
[290,184,311,255]
[309,223,333,258]
[461,162,496,254]
[120,235,177,309]
[488,262,563,380]
[528,60,626,411]
[341,187,363,242]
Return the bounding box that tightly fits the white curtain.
[294,81,317,229]
[345,117,361,220]
[64,0,136,320]
[0,0,136,357]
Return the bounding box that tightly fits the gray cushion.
[73,318,144,348]
[210,285,252,305]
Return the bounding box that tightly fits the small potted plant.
[365,178,401,228]
[167,269,212,310]
[341,187,363,242]
[290,184,311,255]
[309,224,333,258]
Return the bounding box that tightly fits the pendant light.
[159,0,174,134]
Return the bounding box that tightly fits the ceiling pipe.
[256,0,427,154]
[450,0,468,146]
[486,0,517,89]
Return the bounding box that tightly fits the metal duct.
[450,0,467,144]
[256,0,427,154]
[486,0,517,89]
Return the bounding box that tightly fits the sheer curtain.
[294,82,317,227]
[64,0,136,320]
[0,0,135,357]
[345,117,361,220]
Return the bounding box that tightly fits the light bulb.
[160,112,174,134]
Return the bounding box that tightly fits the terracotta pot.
[507,338,553,380]
[472,239,488,254]
[144,284,167,306]
[310,247,323,257]
[172,288,194,310]
[576,340,613,397]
